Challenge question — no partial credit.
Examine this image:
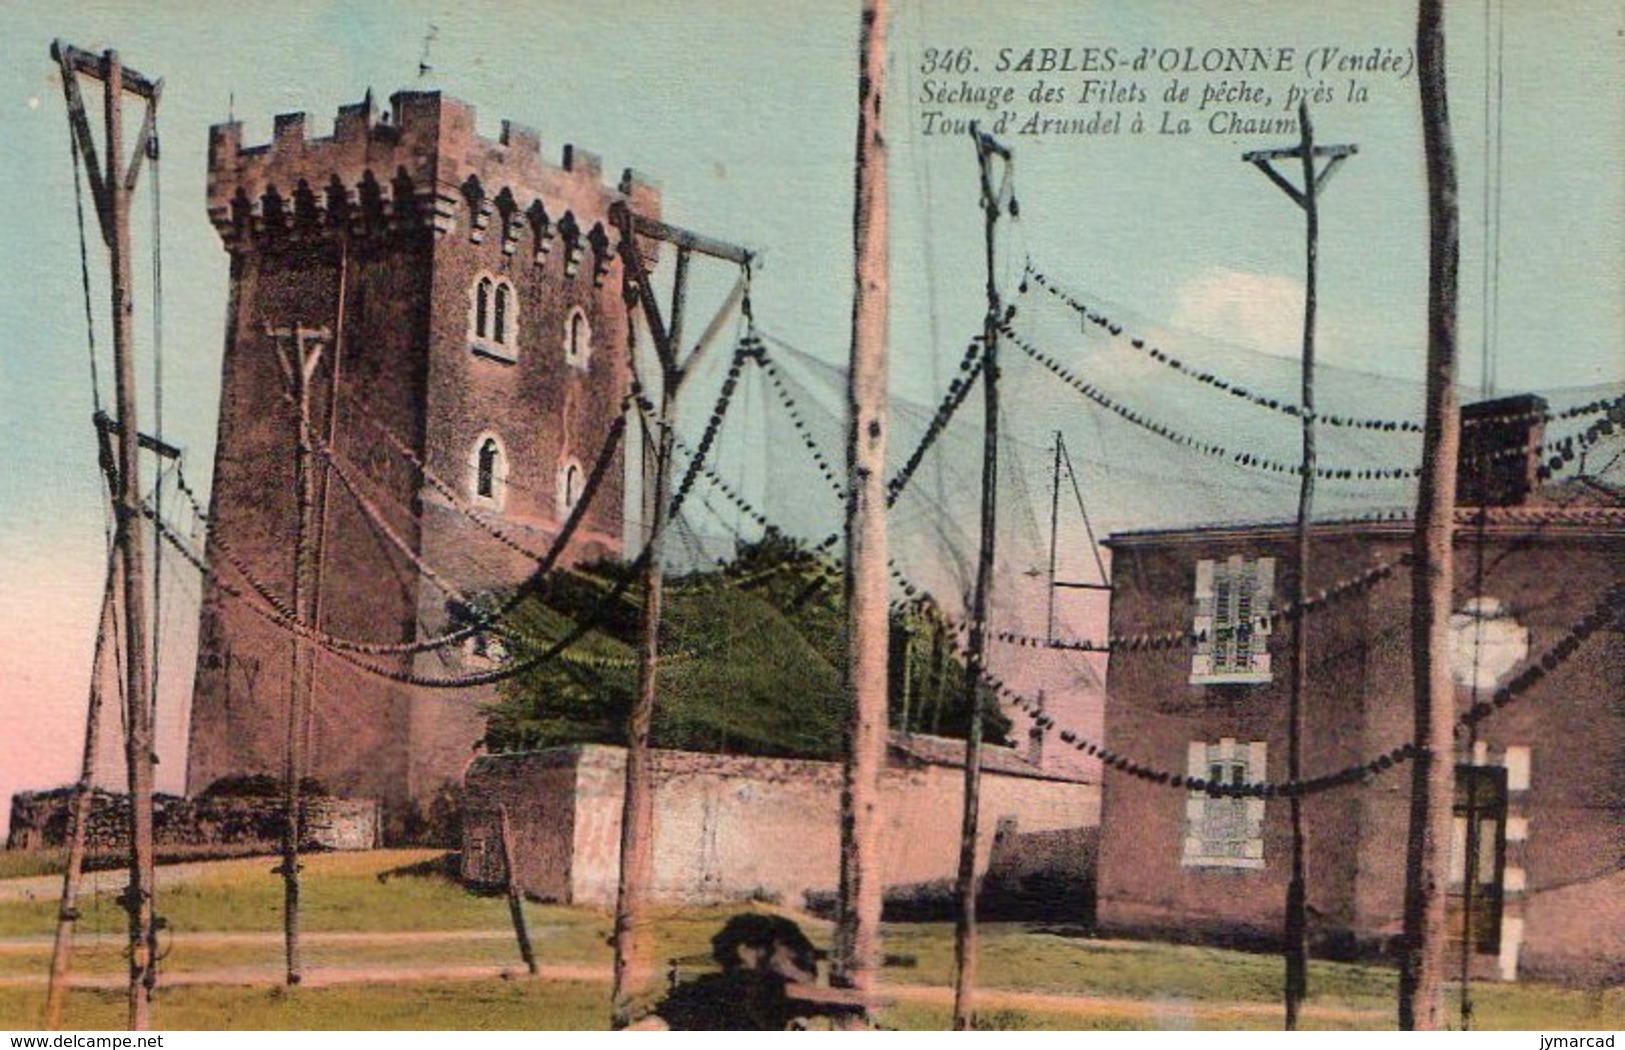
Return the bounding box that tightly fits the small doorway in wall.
[1449,763,1508,956]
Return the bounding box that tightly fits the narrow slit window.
[477,439,500,499]
[564,307,592,369]
[474,277,492,340]
[559,460,584,515]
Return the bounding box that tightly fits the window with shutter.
[1182,738,1267,869]
[1190,555,1275,684]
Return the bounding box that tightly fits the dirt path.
[0,862,222,904]
[0,929,525,952]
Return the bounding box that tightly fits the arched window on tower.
[469,274,518,362]
[558,458,584,517]
[494,282,511,344]
[563,306,592,370]
[471,433,508,509]
[473,277,492,339]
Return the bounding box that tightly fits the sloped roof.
[887,731,1091,783]
[1107,479,1625,547]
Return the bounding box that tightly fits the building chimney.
[1460,393,1548,507]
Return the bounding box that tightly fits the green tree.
[481,532,1009,757]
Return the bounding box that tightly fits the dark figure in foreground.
[638,914,868,1030]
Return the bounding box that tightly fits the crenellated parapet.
[206,89,661,281]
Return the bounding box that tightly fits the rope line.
[754,348,847,500]
[66,99,102,415]
[148,112,166,733]
[961,581,1617,798]
[1006,323,1423,482]
[887,338,985,507]
[1027,263,1625,438]
[1027,265,1423,432]
[995,552,1401,654]
[1458,583,1624,730]
[160,325,756,686]
[174,409,628,658]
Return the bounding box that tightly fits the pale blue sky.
[1,1,1619,826]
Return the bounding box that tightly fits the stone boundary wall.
[464,742,1100,913]
[6,790,379,855]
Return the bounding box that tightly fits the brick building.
[186,91,656,832]
[1095,395,1624,984]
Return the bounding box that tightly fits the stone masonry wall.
[465,744,1100,910]
[6,790,379,854]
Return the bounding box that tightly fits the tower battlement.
[207,90,660,279]
[190,89,653,834]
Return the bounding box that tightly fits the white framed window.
[470,432,509,510]
[1191,555,1275,684]
[557,458,584,517]
[469,274,518,362]
[563,306,592,370]
[1183,738,1266,869]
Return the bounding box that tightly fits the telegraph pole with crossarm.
[1242,103,1356,1032]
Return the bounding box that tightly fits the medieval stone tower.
[186,91,658,834]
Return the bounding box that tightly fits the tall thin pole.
[611,247,687,1029]
[1045,432,1062,643]
[608,206,749,1031]
[49,42,161,1028]
[1243,108,1354,1030]
[953,126,1011,1031]
[498,803,538,976]
[1284,102,1319,1032]
[834,0,890,1007]
[105,49,158,1033]
[45,552,118,1028]
[1400,0,1462,1028]
[274,326,325,987]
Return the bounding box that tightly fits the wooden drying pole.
[951,125,1015,1031]
[1242,104,1355,1031]
[44,551,116,1029]
[497,804,538,975]
[50,40,163,1031]
[45,417,179,1026]
[268,323,330,986]
[1400,0,1462,1028]
[609,203,752,1028]
[832,0,890,1014]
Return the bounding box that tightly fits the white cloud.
[1170,269,1316,359]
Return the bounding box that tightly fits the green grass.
[0,851,543,939]
[0,851,67,881]
[3,851,1619,1031]
[0,933,571,979]
[0,980,611,1031]
[881,923,1367,1002]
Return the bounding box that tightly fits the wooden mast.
[834,0,890,1009]
[952,126,1012,1030]
[50,41,164,1030]
[1400,0,1462,1028]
